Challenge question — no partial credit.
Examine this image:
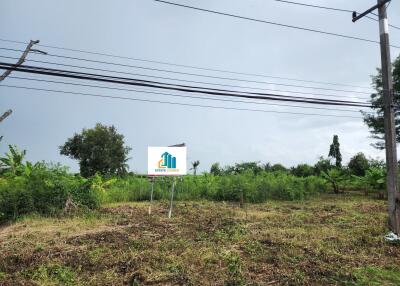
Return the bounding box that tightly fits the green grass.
[0,194,398,285]
[31,263,77,286]
[349,266,400,286]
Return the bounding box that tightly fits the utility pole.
[0,40,41,127]
[0,110,12,124]
[0,110,12,142]
[0,40,40,82]
[353,0,400,235]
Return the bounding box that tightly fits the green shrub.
[101,172,328,204]
[0,177,34,220]
[0,156,331,222]
[0,164,101,222]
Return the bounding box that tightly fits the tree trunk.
[332,182,339,194]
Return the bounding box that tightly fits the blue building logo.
[148,146,186,176]
[157,152,177,171]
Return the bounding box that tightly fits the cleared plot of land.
[0,194,399,286]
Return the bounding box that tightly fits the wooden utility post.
[0,110,12,124]
[0,40,40,82]
[0,40,40,127]
[353,0,400,235]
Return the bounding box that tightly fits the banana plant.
[321,168,345,194]
[0,145,26,176]
[353,167,386,198]
[90,173,117,193]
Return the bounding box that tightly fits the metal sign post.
[147,143,186,218]
[148,177,155,215]
[168,177,176,218]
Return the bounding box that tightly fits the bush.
[101,171,329,204]
[0,164,101,222]
[0,177,34,220]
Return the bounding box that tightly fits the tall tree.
[60,123,131,177]
[328,135,342,168]
[362,55,400,149]
[210,162,222,176]
[348,152,370,176]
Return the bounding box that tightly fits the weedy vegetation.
[0,144,398,285]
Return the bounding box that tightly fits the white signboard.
[148,147,187,176]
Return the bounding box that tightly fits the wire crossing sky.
[0,62,372,107]
[154,0,400,49]
[1,0,398,173]
[0,38,377,90]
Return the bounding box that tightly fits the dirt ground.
[0,194,400,285]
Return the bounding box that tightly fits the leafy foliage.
[210,162,223,176]
[321,168,345,194]
[314,156,333,175]
[352,167,386,198]
[0,145,26,176]
[348,152,370,176]
[60,123,131,177]
[267,163,288,173]
[363,55,400,149]
[291,163,314,177]
[0,146,102,222]
[0,143,392,223]
[102,171,328,203]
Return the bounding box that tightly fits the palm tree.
[190,160,200,176]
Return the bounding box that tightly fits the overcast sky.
[1,0,400,173]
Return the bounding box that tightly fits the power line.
[0,62,371,107]
[0,47,374,95]
[0,55,371,101]
[0,84,363,119]
[7,75,368,113]
[153,0,400,49]
[272,0,353,13]
[0,37,374,90]
[272,0,400,30]
[0,61,371,106]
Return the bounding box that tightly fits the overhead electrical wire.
[0,61,372,109]
[153,0,400,49]
[0,37,374,90]
[7,76,369,113]
[272,0,353,13]
[0,62,371,107]
[0,55,371,101]
[272,0,400,30]
[0,84,363,119]
[0,47,374,95]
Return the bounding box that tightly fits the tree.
[210,162,222,176]
[291,164,314,177]
[362,55,400,149]
[234,162,262,175]
[348,152,370,176]
[191,160,200,175]
[60,123,131,177]
[328,135,342,168]
[314,156,333,175]
[270,163,288,173]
